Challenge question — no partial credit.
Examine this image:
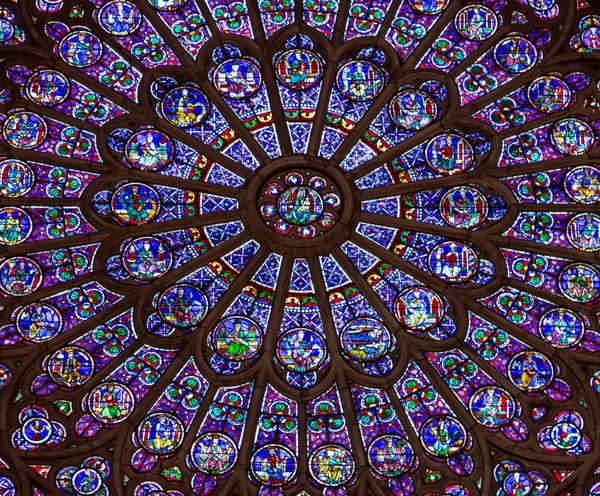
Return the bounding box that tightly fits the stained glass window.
[1,0,600,494]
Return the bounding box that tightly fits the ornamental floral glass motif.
[2,0,600,494]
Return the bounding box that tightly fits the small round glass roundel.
[275,49,323,90]
[72,468,102,495]
[394,286,444,331]
[122,236,172,281]
[439,186,489,229]
[428,241,479,284]
[367,435,414,476]
[494,36,538,74]
[190,432,238,475]
[26,70,70,106]
[47,346,95,387]
[564,166,600,204]
[137,413,185,455]
[309,444,355,487]
[59,31,103,67]
[420,416,467,457]
[276,328,327,373]
[0,256,42,296]
[125,130,174,171]
[161,86,209,127]
[111,182,161,225]
[537,308,585,348]
[409,0,449,14]
[469,386,516,428]
[0,207,32,245]
[213,58,262,99]
[22,416,53,444]
[250,444,297,486]
[16,303,63,343]
[550,118,594,156]
[87,381,135,424]
[340,318,391,362]
[336,60,384,102]
[558,263,600,303]
[425,134,475,175]
[527,76,571,113]
[212,316,263,361]
[0,159,34,197]
[158,284,208,328]
[454,5,498,41]
[508,351,554,393]
[389,89,437,130]
[98,1,142,36]
[567,213,600,252]
[3,112,47,149]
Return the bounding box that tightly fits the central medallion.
[242,158,354,253]
[260,170,340,238]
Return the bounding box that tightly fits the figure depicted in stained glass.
[191,433,237,475]
[429,241,478,284]
[275,49,323,90]
[0,160,34,197]
[276,328,326,372]
[409,0,448,14]
[0,257,41,296]
[137,413,184,454]
[213,316,263,360]
[455,5,497,40]
[528,76,571,113]
[426,134,474,175]
[508,351,554,392]
[159,284,208,328]
[0,207,31,245]
[125,131,173,171]
[48,347,94,387]
[494,36,537,73]
[567,213,600,251]
[98,0,142,36]
[336,60,384,101]
[88,382,134,424]
[470,387,516,428]
[439,186,488,229]
[111,183,160,225]
[22,416,53,444]
[538,308,585,348]
[564,166,600,203]
[309,444,355,487]
[16,303,62,342]
[123,237,171,280]
[368,435,414,476]
[26,70,70,106]
[59,31,103,67]
[421,416,466,457]
[161,87,209,127]
[503,472,532,496]
[394,286,444,331]
[551,118,594,156]
[340,318,391,362]
[278,186,323,226]
[3,112,47,149]
[213,58,261,99]
[250,445,297,486]
[389,89,437,130]
[559,263,600,303]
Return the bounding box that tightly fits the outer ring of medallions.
[240,156,356,255]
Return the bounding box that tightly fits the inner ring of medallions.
[241,157,355,253]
